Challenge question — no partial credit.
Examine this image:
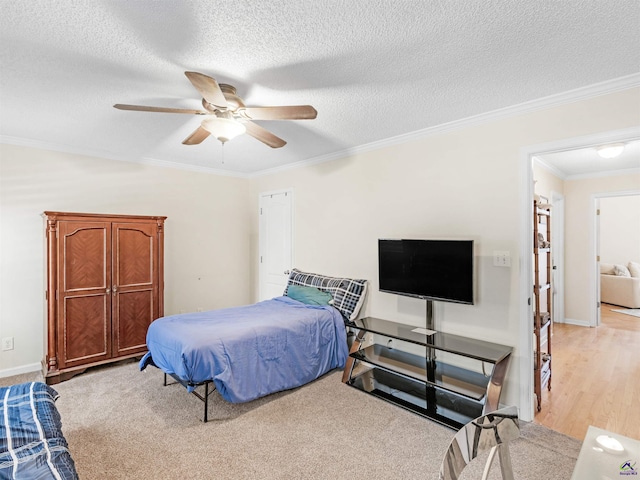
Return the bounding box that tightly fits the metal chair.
[439,406,520,480]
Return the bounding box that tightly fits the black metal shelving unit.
[342,317,513,429]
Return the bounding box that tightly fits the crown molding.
[533,156,568,180]
[249,148,355,178]
[523,126,640,157]
[565,167,640,181]
[3,73,639,179]
[0,135,248,178]
[251,73,640,177]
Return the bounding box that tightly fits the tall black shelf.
[342,317,513,430]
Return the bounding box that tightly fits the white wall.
[533,163,564,201]
[249,87,640,413]
[0,144,252,375]
[600,195,640,266]
[563,174,640,323]
[1,86,638,418]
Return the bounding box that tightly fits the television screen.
[378,239,474,304]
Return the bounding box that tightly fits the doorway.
[518,127,640,423]
[590,192,640,327]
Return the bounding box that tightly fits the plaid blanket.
[0,382,78,480]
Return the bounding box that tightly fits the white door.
[259,190,293,301]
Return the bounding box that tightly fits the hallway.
[534,304,640,440]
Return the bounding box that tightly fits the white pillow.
[600,263,615,275]
[613,264,631,277]
[628,261,640,278]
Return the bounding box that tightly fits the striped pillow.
[285,268,368,321]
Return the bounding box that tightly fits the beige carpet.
[1,361,581,479]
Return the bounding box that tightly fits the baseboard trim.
[562,318,590,327]
[0,362,41,379]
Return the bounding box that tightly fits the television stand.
[342,317,513,430]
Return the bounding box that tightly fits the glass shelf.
[351,344,489,401]
[343,317,513,430]
[349,368,481,430]
[345,317,512,364]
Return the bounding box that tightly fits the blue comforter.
[139,296,348,403]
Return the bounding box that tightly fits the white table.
[571,426,640,479]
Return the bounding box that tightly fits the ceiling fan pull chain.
[221,142,225,164]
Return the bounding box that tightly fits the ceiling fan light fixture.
[596,143,625,159]
[201,116,246,144]
[117,72,312,148]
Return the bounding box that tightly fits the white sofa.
[600,262,640,309]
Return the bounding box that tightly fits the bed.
[140,269,367,420]
[0,382,79,480]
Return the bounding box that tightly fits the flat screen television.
[378,239,474,305]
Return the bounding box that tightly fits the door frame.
[550,191,565,324]
[258,188,294,302]
[518,126,640,422]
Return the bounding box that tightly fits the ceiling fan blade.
[244,121,286,148]
[240,105,317,120]
[184,71,228,108]
[182,126,211,145]
[114,104,207,115]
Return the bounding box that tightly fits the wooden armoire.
[43,212,166,384]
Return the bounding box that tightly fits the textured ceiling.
[1,0,639,176]
[536,140,640,179]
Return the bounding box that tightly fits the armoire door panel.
[112,222,159,355]
[59,222,110,292]
[57,220,112,369]
[113,223,155,288]
[113,289,154,355]
[60,294,110,367]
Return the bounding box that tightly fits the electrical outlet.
[196,307,203,312]
[2,337,14,351]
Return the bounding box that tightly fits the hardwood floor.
[534,304,640,440]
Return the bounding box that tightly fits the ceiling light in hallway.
[596,143,625,159]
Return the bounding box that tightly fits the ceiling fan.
[114,71,317,148]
